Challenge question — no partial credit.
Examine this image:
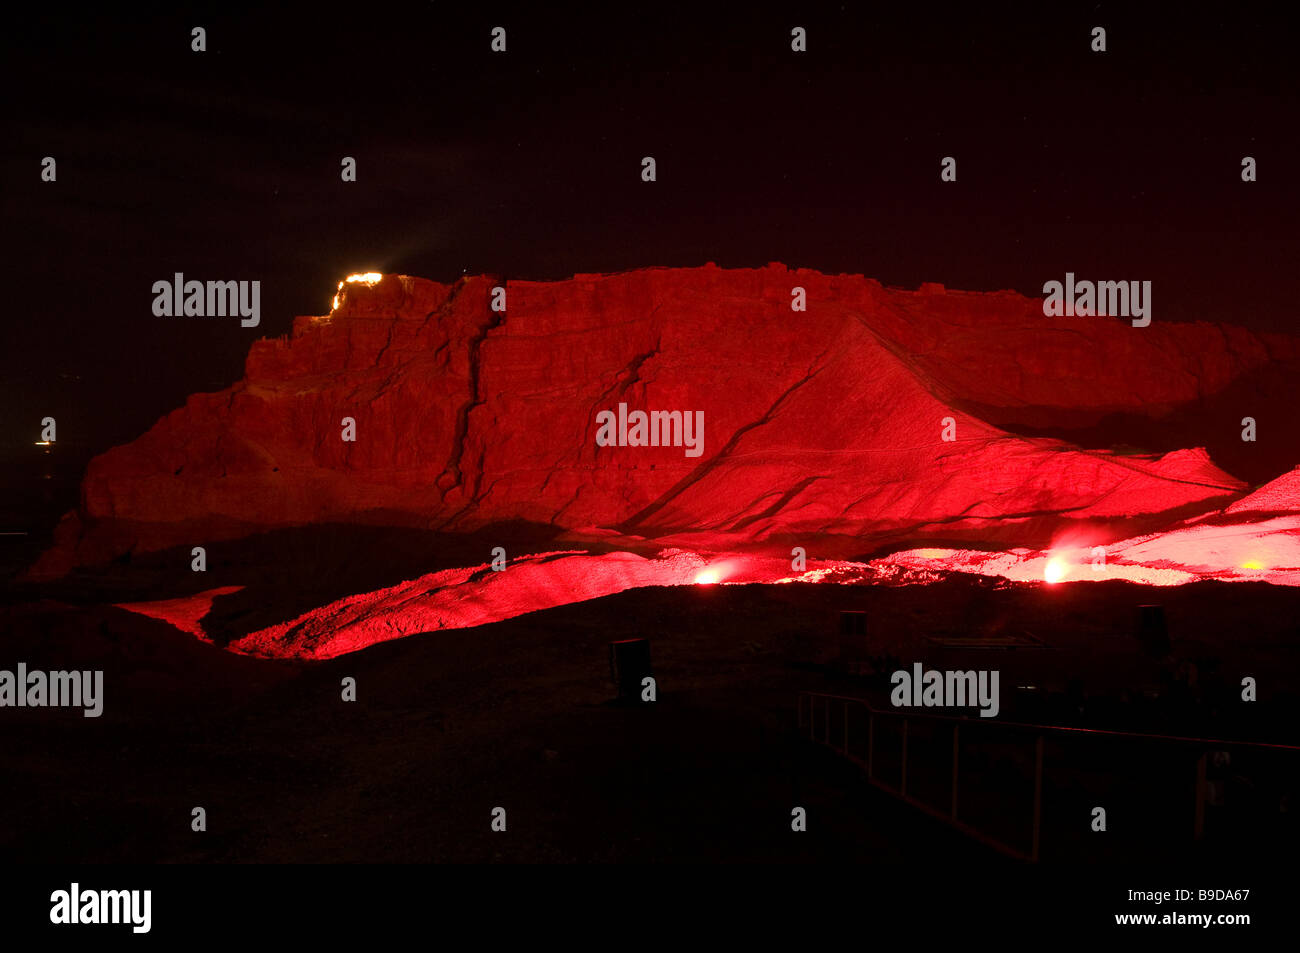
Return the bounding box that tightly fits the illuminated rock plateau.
[35,265,1298,580]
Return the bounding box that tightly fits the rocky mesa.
[32,264,1299,578]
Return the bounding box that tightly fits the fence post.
[951,722,960,820]
[1194,751,1207,841]
[868,713,875,780]
[1031,734,1044,862]
[901,719,909,798]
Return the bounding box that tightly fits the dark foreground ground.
[2,547,1298,864]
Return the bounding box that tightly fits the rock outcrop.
[35,265,1295,578]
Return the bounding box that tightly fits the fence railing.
[798,690,1300,862]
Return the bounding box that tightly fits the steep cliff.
[36,265,1291,578]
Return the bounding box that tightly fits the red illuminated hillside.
[34,265,1297,577]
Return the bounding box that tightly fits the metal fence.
[798,690,1300,862]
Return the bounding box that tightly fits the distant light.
[34,441,51,446]
[1241,560,1264,570]
[330,272,384,312]
[694,568,720,585]
[1044,557,1066,584]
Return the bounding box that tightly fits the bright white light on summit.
[330,273,385,312]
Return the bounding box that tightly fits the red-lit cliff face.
[33,265,1295,578]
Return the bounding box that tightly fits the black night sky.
[3,3,1298,511]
